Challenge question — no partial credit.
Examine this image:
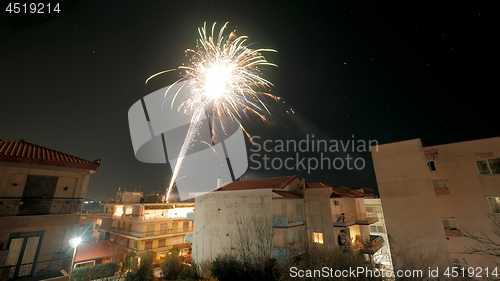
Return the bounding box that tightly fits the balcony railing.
[348,235,383,254]
[123,243,191,253]
[0,252,72,281]
[274,242,306,260]
[273,214,305,227]
[0,197,83,217]
[333,212,378,226]
[110,213,190,221]
[110,227,193,238]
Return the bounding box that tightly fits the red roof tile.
[272,190,303,199]
[217,175,300,191]
[306,182,332,189]
[75,241,115,263]
[0,139,100,170]
[330,186,374,198]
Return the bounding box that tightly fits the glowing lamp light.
[70,237,81,248]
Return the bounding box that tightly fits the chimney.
[217,177,222,189]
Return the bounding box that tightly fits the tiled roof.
[75,241,115,263]
[216,175,300,191]
[330,186,374,198]
[0,139,100,170]
[272,190,302,199]
[306,182,332,189]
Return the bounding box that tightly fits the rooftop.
[0,139,100,170]
[74,241,115,263]
[216,175,300,191]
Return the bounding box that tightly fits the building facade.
[371,137,500,276]
[0,139,100,280]
[190,176,381,264]
[364,198,393,271]
[97,191,194,263]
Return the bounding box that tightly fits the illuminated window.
[476,159,500,175]
[487,197,500,214]
[313,232,324,244]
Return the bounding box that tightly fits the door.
[20,175,58,215]
[4,231,44,279]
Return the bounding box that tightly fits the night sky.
[1,1,498,201]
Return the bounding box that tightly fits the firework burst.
[146,22,278,202]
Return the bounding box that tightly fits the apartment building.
[97,190,194,263]
[190,175,381,264]
[364,198,393,271]
[371,137,500,275]
[0,139,100,280]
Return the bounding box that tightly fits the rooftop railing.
[0,197,83,217]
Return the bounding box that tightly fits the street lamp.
[69,237,81,277]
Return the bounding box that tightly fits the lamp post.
[69,237,81,277]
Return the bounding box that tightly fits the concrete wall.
[304,187,335,247]
[192,189,273,263]
[372,139,452,277]
[425,137,500,268]
[0,162,90,199]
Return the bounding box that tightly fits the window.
[5,231,44,279]
[158,239,166,248]
[442,217,458,230]
[428,161,437,172]
[145,241,153,250]
[313,232,324,244]
[487,197,500,214]
[370,225,386,233]
[476,159,500,175]
[160,223,168,234]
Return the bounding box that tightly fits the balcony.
[332,212,378,227]
[0,252,72,281]
[349,235,384,254]
[273,214,305,228]
[185,233,193,243]
[110,227,193,239]
[274,242,306,260]
[124,243,191,254]
[0,197,83,217]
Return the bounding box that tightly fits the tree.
[126,251,155,281]
[460,212,500,264]
[161,248,184,280]
[231,215,275,271]
[277,244,385,281]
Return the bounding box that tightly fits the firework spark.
[147,22,278,202]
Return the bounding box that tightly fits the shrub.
[176,261,200,281]
[125,251,155,281]
[70,262,118,281]
[161,248,184,280]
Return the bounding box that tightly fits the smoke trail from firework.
[147,22,278,202]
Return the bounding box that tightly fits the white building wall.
[193,189,273,264]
